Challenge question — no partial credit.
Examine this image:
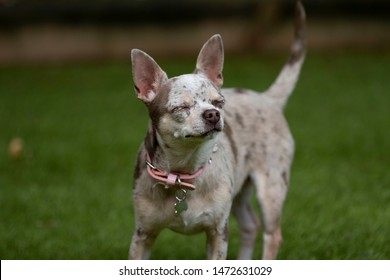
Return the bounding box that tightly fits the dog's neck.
[145,125,216,174]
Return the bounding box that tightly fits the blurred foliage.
[0,0,389,28]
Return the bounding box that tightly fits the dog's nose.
[203,109,220,124]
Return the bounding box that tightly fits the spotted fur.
[128,1,306,260]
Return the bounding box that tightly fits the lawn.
[0,50,389,259]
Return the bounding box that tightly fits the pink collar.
[146,153,211,190]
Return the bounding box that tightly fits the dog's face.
[131,35,225,146]
[154,74,225,144]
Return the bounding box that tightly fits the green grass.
[1,51,389,259]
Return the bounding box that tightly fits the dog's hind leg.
[232,179,260,259]
[251,170,288,259]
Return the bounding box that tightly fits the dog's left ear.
[195,34,224,87]
[131,49,168,104]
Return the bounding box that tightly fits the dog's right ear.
[195,34,224,87]
[131,49,168,103]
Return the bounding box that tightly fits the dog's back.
[220,0,306,201]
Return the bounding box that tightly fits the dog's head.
[131,35,225,146]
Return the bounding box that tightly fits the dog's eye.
[171,105,190,113]
[212,99,225,108]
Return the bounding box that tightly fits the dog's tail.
[265,1,306,108]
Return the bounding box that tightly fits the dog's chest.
[167,202,214,234]
[153,178,232,234]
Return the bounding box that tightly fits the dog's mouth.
[185,127,222,139]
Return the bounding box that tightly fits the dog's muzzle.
[203,109,220,125]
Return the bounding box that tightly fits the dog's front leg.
[206,220,229,260]
[128,227,157,260]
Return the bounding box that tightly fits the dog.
[128,1,306,260]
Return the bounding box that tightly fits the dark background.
[1,0,389,64]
